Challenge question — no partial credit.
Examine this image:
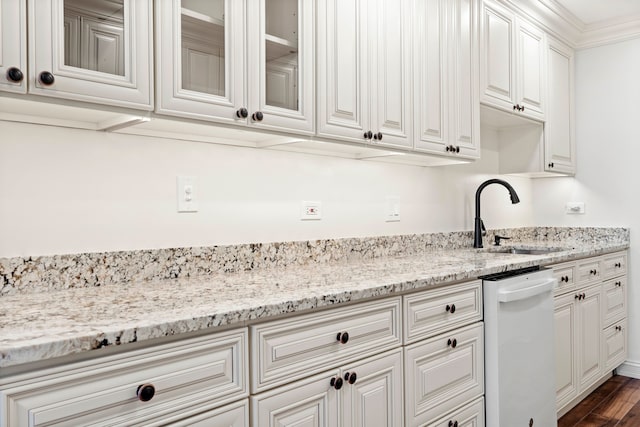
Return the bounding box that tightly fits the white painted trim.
[616,360,640,379]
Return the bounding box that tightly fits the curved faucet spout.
[474,179,520,248]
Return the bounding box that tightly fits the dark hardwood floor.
[558,375,640,426]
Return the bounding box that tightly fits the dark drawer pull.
[445,304,456,314]
[137,384,155,402]
[336,332,349,344]
[344,371,357,384]
[590,269,597,275]
[330,376,343,390]
[447,338,457,348]
[615,262,622,268]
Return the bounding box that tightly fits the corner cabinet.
[545,36,576,174]
[155,0,314,134]
[480,0,546,121]
[413,0,480,159]
[25,0,153,109]
[317,0,412,149]
[0,0,27,93]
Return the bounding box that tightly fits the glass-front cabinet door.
[28,0,152,109]
[0,0,27,93]
[246,0,314,133]
[156,0,314,134]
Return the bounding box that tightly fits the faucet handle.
[494,235,510,246]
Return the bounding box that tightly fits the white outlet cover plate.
[301,201,322,220]
[177,175,198,212]
[386,196,400,222]
[565,202,585,214]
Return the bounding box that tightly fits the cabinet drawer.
[575,258,601,285]
[600,252,627,279]
[602,277,626,328]
[603,320,627,372]
[170,399,248,427]
[552,261,576,295]
[251,298,402,393]
[0,329,247,427]
[404,281,482,344]
[404,323,484,426]
[428,397,485,427]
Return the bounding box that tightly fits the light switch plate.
[301,201,322,220]
[565,202,585,214]
[177,176,198,213]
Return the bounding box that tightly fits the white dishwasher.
[482,266,558,427]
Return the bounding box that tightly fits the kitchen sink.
[486,246,571,255]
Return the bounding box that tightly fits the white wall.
[0,121,533,257]
[532,37,640,370]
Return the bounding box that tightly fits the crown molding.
[502,0,640,49]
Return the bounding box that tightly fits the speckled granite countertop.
[0,228,629,369]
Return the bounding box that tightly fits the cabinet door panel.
[603,320,627,372]
[341,349,404,427]
[545,37,575,174]
[413,0,447,150]
[0,0,27,93]
[480,2,515,108]
[370,0,412,148]
[156,0,245,123]
[317,0,368,142]
[251,371,339,427]
[578,285,602,391]
[554,293,578,410]
[516,19,545,119]
[602,277,626,328]
[405,323,484,426]
[28,0,152,109]
[248,0,315,133]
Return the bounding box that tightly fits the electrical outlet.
[386,197,400,222]
[301,201,322,220]
[177,176,198,212]
[565,202,585,214]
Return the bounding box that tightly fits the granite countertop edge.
[0,241,629,370]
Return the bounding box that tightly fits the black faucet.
[474,179,520,248]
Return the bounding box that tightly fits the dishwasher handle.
[498,278,557,303]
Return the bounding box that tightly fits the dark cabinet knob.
[616,325,623,331]
[252,111,264,121]
[521,105,525,111]
[513,104,518,111]
[455,146,460,153]
[136,384,155,402]
[373,132,383,141]
[560,276,569,283]
[344,372,357,384]
[447,338,457,348]
[330,377,344,390]
[39,71,55,86]
[575,294,580,300]
[336,332,349,344]
[6,67,24,83]
[616,281,622,287]
[590,269,597,275]
[615,262,622,268]
[364,130,373,140]
[582,293,586,299]
[448,421,458,427]
[445,304,456,314]
[548,162,555,168]
[236,108,248,118]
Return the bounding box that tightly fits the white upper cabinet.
[156,0,314,134]
[0,0,27,93]
[480,0,546,121]
[27,0,153,109]
[413,0,480,159]
[317,0,412,149]
[545,36,576,174]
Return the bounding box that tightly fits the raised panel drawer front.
[0,329,248,427]
[602,276,626,328]
[600,252,627,280]
[169,399,248,427]
[404,323,484,426]
[403,280,483,344]
[575,258,601,286]
[603,320,627,372]
[251,298,402,393]
[427,397,485,427]
[552,261,576,296]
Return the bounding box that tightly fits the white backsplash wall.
[531,37,640,375]
[0,121,532,258]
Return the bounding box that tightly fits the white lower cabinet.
[404,323,484,426]
[0,329,248,427]
[251,348,403,427]
[551,250,628,416]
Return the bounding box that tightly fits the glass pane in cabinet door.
[265,0,299,111]
[63,0,125,76]
[181,0,226,96]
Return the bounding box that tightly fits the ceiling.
[552,0,640,28]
